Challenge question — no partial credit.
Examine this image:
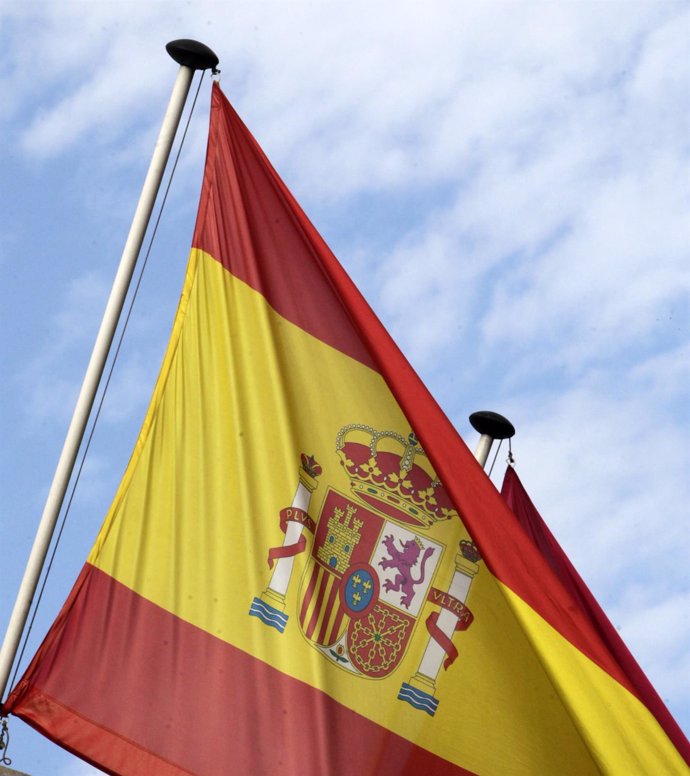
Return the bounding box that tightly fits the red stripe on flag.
[315,571,341,646]
[299,563,320,634]
[303,566,327,640]
[330,606,346,646]
[4,565,473,776]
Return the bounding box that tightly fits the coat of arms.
[250,425,481,716]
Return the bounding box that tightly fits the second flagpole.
[0,40,219,702]
[470,410,515,467]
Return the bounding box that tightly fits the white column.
[407,549,479,695]
[261,468,318,610]
[399,416,512,709]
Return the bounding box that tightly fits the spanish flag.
[3,83,688,776]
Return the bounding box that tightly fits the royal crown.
[459,539,481,563]
[335,424,458,529]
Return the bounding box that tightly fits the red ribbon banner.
[425,587,474,669]
[267,507,315,568]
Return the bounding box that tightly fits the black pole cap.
[166,39,219,71]
[469,411,515,440]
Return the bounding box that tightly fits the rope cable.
[507,436,515,467]
[8,71,207,693]
[487,438,504,478]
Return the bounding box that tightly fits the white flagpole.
[0,40,219,702]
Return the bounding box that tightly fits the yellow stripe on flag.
[501,585,690,774]
[86,248,677,775]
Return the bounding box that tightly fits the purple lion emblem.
[379,535,435,609]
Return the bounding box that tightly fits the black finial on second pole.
[166,40,219,71]
[469,411,515,440]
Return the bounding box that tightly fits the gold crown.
[335,424,458,529]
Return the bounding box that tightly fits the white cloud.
[615,590,690,713]
[20,35,170,157]
[355,3,690,390]
[16,271,108,430]
[15,266,169,433]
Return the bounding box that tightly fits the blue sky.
[1,2,688,773]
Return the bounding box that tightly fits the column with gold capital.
[398,410,514,714]
[249,454,321,632]
[398,540,480,715]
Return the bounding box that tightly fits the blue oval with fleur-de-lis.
[340,563,379,619]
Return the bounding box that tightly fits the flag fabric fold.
[500,464,690,766]
[3,83,688,776]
